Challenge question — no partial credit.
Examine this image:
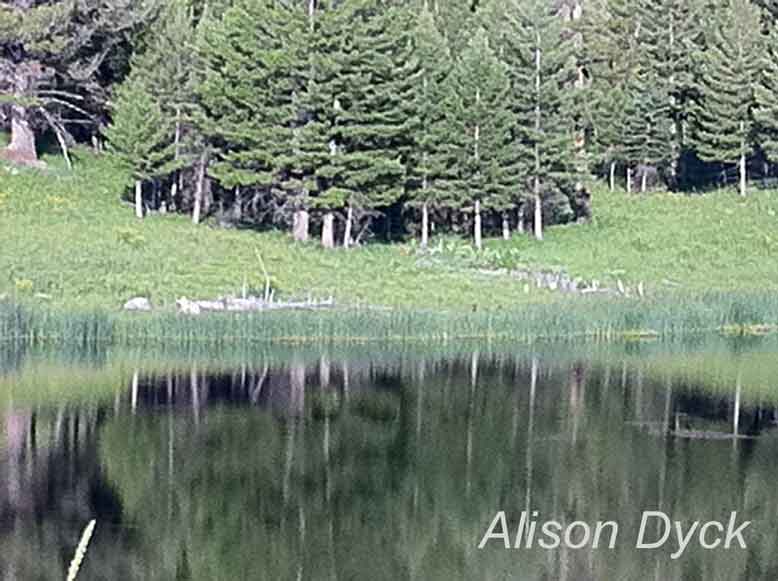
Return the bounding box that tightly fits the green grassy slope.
[0,153,542,310]
[489,187,778,290]
[1,149,777,312]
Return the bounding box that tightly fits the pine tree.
[693,0,763,197]
[586,81,631,191]
[579,0,639,191]
[621,65,673,193]
[408,6,451,248]
[103,75,174,219]
[441,27,516,249]
[293,0,341,247]
[754,23,778,164]
[429,0,476,57]
[633,0,706,189]
[0,0,159,165]
[336,1,418,247]
[131,0,200,213]
[297,0,418,249]
[502,0,579,240]
[196,0,303,218]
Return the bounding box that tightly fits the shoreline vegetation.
[1,292,777,347]
[2,2,778,348]
[1,153,778,346]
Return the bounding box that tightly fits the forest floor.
[1,148,778,313]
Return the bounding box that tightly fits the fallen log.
[176,296,336,315]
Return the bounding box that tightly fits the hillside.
[1,152,777,312]
[489,186,778,291]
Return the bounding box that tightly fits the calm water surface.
[2,338,778,580]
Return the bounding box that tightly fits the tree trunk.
[739,147,747,197]
[233,186,242,221]
[293,209,310,242]
[5,67,38,164]
[641,163,648,193]
[322,212,335,249]
[517,204,525,234]
[7,107,37,163]
[169,109,182,212]
[626,167,632,195]
[534,189,543,241]
[502,213,511,240]
[609,161,616,192]
[193,151,207,225]
[533,39,543,242]
[134,180,144,219]
[320,356,331,389]
[343,205,353,248]
[474,199,482,250]
[421,201,430,248]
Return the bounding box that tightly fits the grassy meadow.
[486,185,778,291]
[0,150,545,312]
[1,148,778,344]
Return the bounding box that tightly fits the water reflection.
[1,342,778,579]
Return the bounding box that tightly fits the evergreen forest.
[3,0,778,249]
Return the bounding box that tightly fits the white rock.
[123,297,152,312]
[176,297,201,315]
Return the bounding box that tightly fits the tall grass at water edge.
[1,292,777,347]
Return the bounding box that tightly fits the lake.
[2,336,778,580]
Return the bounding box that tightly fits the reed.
[2,291,777,347]
[66,519,96,581]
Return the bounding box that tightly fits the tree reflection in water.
[2,341,778,580]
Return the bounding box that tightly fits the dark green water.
[2,338,778,580]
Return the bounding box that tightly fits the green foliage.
[102,75,174,182]
[440,27,517,212]
[578,0,637,171]
[131,0,201,167]
[501,0,580,211]
[430,0,476,56]
[196,0,302,189]
[407,7,451,210]
[621,66,673,170]
[754,22,778,161]
[299,0,418,212]
[633,0,705,175]
[692,0,764,166]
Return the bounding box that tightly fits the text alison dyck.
[478,511,751,560]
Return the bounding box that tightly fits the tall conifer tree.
[754,22,778,164]
[298,0,417,248]
[502,0,579,240]
[633,0,705,188]
[441,27,516,249]
[131,0,200,212]
[103,75,174,219]
[408,6,450,247]
[196,0,303,215]
[621,65,672,193]
[693,0,763,197]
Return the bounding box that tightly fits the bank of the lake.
[2,152,778,316]
[2,291,778,347]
